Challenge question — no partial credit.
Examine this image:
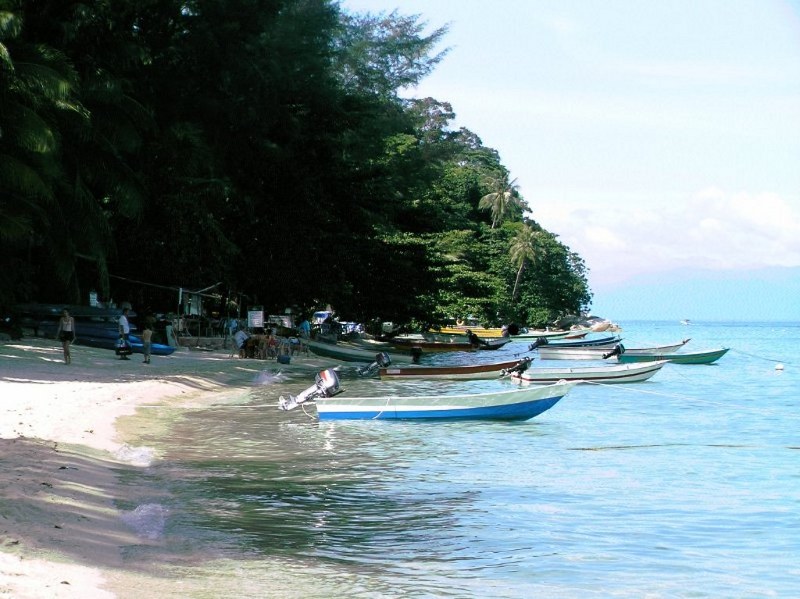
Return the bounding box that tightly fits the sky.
[340,0,800,320]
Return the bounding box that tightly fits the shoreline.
[0,337,328,598]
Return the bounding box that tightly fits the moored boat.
[529,334,622,349]
[379,358,530,380]
[433,326,571,340]
[278,369,577,421]
[511,360,668,384]
[388,337,477,352]
[615,347,729,365]
[305,337,418,363]
[537,339,690,360]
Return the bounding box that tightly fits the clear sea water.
[117,321,800,598]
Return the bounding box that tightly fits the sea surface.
[116,321,799,598]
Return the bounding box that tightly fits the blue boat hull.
[77,334,177,356]
[313,382,577,421]
[317,395,565,421]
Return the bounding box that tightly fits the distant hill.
[590,266,800,322]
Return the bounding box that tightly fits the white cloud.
[532,190,800,292]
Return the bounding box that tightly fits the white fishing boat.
[537,339,690,360]
[511,360,668,384]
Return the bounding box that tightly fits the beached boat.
[77,332,177,356]
[15,303,177,355]
[278,369,577,421]
[511,360,668,384]
[615,347,729,365]
[305,337,418,363]
[379,358,531,380]
[16,303,134,337]
[537,339,690,360]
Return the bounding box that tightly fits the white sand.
[0,337,328,598]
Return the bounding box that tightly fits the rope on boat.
[579,379,735,410]
[581,379,699,399]
[729,348,793,366]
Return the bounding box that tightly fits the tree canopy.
[0,0,592,328]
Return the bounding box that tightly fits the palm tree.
[0,5,88,301]
[478,174,521,228]
[509,224,544,301]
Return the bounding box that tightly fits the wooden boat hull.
[537,340,689,360]
[315,381,577,421]
[379,358,526,380]
[512,360,668,384]
[305,338,417,363]
[617,348,729,365]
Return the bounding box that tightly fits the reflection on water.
[118,323,800,597]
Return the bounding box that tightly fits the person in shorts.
[55,308,76,364]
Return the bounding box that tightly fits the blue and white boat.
[279,369,576,421]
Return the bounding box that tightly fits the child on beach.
[142,325,153,364]
[55,308,75,364]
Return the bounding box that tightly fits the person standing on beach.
[118,307,131,360]
[141,325,153,364]
[55,308,75,364]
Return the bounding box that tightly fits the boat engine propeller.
[356,352,392,376]
[501,357,533,377]
[279,368,342,411]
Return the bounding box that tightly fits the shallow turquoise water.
[124,321,800,597]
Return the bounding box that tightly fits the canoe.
[511,360,668,384]
[379,358,530,380]
[314,380,578,421]
[537,339,690,360]
[616,348,729,365]
[305,338,418,364]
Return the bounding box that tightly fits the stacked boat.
[15,303,177,355]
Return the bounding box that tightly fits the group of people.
[233,329,307,360]
[55,307,154,365]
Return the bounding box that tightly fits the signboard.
[248,310,264,329]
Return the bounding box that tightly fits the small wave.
[254,370,288,385]
[115,444,156,467]
[121,503,169,540]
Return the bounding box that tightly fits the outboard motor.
[411,346,423,364]
[501,357,533,377]
[602,344,625,359]
[528,337,549,351]
[279,369,342,411]
[356,352,392,376]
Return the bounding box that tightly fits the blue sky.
[340,0,800,320]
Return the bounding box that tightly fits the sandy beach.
[0,336,328,598]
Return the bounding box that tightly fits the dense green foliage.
[0,0,591,327]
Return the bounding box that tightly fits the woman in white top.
[55,308,76,364]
